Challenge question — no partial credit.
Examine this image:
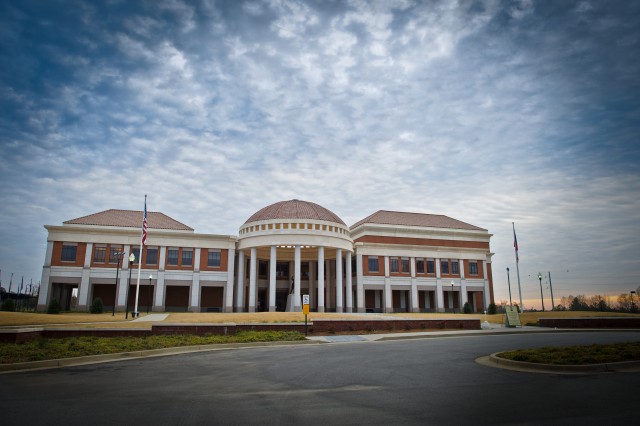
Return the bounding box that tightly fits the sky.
[1,0,639,310]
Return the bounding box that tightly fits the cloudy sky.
[1,0,638,309]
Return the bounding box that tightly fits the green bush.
[463,302,472,314]
[47,299,61,314]
[90,297,104,314]
[487,302,497,315]
[1,298,15,312]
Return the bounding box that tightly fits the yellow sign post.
[302,294,310,335]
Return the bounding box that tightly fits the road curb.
[0,339,323,374]
[482,352,640,374]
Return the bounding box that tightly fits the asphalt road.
[1,331,639,425]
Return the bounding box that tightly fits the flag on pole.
[141,197,148,246]
[512,222,519,263]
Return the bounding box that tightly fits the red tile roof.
[351,210,486,231]
[64,209,194,231]
[244,199,346,225]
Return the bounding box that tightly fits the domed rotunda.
[237,199,354,312]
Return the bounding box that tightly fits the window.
[167,249,179,266]
[469,261,478,275]
[109,246,123,264]
[259,260,268,277]
[146,247,158,265]
[368,256,379,273]
[390,257,399,273]
[93,246,106,263]
[182,249,193,266]
[208,250,221,268]
[416,259,425,274]
[427,259,435,274]
[451,260,459,275]
[401,257,410,273]
[276,262,289,279]
[131,247,141,264]
[61,244,77,262]
[440,259,449,274]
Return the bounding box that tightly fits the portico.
[236,200,354,313]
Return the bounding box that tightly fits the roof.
[63,209,194,231]
[350,210,486,231]
[244,199,346,225]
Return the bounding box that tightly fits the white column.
[435,257,444,312]
[117,245,131,307]
[356,253,364,313]
[225,248,235,312]
[317,247,325,312]
[38,241,54,310]
[335,248,343,313]
[190,248,202,312]
[345,251,353,313]
[236,250,245,311]
[249,247,257,312]
[293,245,301,310]
[154,246,166,311]
[190,273,200,312]
[459,258,468,308]
[269,245,277,312]
[326,260,332,310]
[482,261,491,308]
[410,257,419,313]
[384,255,392,313]
[78,242,93,310]
[309,260,316,310]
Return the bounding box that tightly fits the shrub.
[47,299,62,314]
[1,298,15,312]
[487,302,497,315]
[463,302,472,314]
[90,297,104,314]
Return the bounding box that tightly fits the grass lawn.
[497,341,640,365]
[0,331,306,364]
[1,310,638,329]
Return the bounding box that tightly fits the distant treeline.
[553,294,638,313]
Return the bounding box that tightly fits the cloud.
[0,0,638,308]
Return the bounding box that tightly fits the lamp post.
[451,282,455,314]
[506,267,512,306]
[148,274,152,314]
[125,253,135,319]
[548,271,555,311]
[112,251,125,316]
[537,272,545,312]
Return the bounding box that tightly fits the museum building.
[38,200,494,314]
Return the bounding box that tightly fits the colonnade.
[235,245,353,313]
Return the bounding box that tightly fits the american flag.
[141,197,148,246]
[512,222,519,263]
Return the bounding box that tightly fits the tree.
[463,302,472,314]
[570,295,588,311]
[616,294,632,312]
[90,297,104,314]
[487,302,497,315]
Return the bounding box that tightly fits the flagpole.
[133,195,147,317]
[513,222,523,311]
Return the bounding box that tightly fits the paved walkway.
[132,314,169,322]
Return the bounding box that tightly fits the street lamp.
[538,272,545,312]
[548,272,555,311]
[112,251,125,316]
[125,253,135,319]
[148,274,152,314]
[506,267,512,306]
[451,281,455,314]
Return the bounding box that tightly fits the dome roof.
[244,199,346,225]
